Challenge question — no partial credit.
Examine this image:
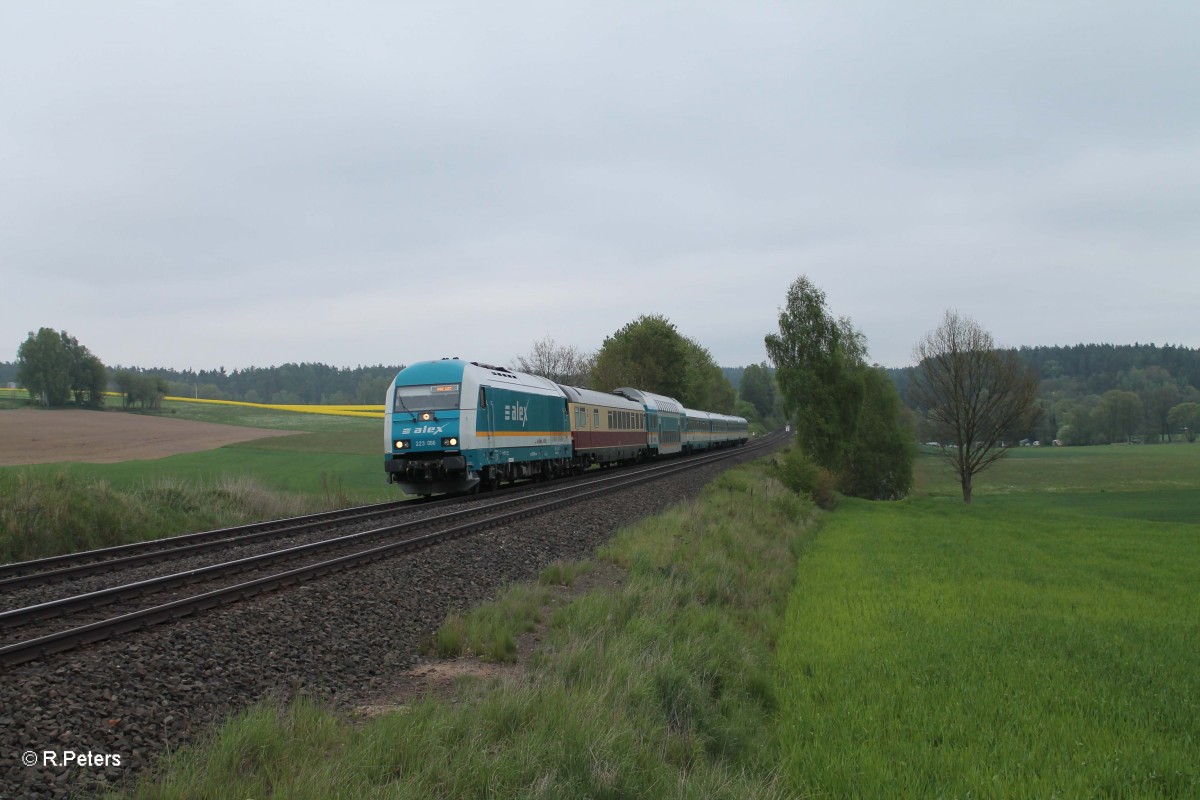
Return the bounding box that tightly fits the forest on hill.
[117,363,407,406]
[0,360,403,407]
[5,342,1198,445]
[890,343,1200,445]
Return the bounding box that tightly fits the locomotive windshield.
[394,383,461,413]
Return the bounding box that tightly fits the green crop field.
[117,460,812,800]
[1,401,398,562]
[9,426,389,496]
[777,445,1200,798]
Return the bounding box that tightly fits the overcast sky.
[2,2,1197,373]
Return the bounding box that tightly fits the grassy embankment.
[118,459,814,799]
[14,385,1194,798]
[108,442,1199,798]
[0,397,396,562]
[777,444,1200,798]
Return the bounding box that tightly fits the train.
[384,358,749,495]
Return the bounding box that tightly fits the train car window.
[594,409,600,428]
[395,384,462,413]
[478,387,487,408]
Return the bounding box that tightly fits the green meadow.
[8,385,1197,798]
[120,444,1200,799]
[1,401,397,562]
[777,445,1200,798]
[118,462,812,799]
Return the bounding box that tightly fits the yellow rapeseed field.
[162,396,385,419]
[72,391,389,419]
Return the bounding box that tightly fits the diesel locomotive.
[384,358,748,496]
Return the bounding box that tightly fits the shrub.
[776,446,838,510]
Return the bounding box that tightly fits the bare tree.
[512,337,595,386]
[910,310,1039,503]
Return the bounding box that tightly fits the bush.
[776,446,838,509]
[0,472,318,562]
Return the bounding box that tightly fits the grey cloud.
[2,2,1197,370]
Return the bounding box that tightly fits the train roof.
[612,387,684,415]
[558,385,645,409]
[395,359,564,395]
[683,407,749,424]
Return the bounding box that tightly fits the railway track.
[0,499,419,590]
[0,441,766,596]
[1,436,779,667]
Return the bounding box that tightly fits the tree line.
[4,331,404,409]
[11,304,1194,466]
[891,342,1200,446]
[113,363,406,406]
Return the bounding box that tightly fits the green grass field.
[8,388,1197,798]
[121,444,1198,799]
[1,402,397,562]
[134,397,382,431]
[9,426,389,496]
[117,461,813,799]
[777,445,1200,798]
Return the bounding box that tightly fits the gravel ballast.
[0,445,778,798]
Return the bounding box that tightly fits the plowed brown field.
[0,409,295,466]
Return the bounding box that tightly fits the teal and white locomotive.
[385,359,572,495]
[385,358,748,496]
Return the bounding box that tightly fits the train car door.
[479,385,496,454]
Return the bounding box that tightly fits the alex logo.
[504,402,530,427]
[400,425,445,435]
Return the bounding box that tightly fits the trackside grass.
[116,461,816,799]
[422,560,595,662]
[1,411,397,562]
[776,448,1200,798]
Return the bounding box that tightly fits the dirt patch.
[352,560,627,718]
[0,408,296,466]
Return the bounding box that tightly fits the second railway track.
[1,435,779,667]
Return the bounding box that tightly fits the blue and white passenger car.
[683,408,751,452]
[612,387,685,456]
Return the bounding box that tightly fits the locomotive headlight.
[441,437,458,447]
[394,439,411,450]
[419,412,433,422]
